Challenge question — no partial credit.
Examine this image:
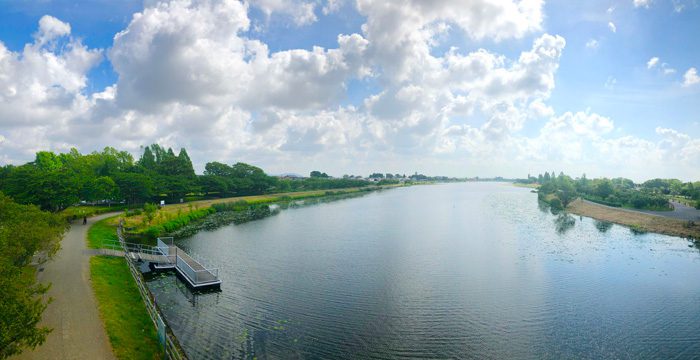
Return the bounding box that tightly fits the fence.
[117,223,188,360]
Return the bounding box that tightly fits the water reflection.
[594,220,614,233]
[554,213,576,234]
[147,183,700,359]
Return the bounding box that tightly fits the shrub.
[549,198,563,210]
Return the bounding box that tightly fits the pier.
[103,235,221,290]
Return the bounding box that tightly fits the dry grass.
[567,198,700,239]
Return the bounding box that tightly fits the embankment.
[567,198,700,240]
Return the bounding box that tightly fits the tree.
[369,173,384,179]
[138,146,156,170]
[0,193,68,358]
[113,172,153,206]
[595,180,614,199]
[310,171,329,178]
[81,176,118,203]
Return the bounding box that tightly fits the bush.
[142,207,216,239]
[212,200,249,212]
[549,198,563,210]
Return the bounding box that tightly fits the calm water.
[147,183,700,359]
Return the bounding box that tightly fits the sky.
[0,0,699,181]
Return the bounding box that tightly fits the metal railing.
[157,237,220,285]
[117,223,188,360]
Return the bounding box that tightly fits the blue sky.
[0,0,699,180]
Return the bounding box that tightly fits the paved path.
[15,213,118,360]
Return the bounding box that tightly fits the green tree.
[113,172,153,206]
[310,171,329,178]
[594,180,614,199]
[0,193,68,358]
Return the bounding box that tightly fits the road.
[15,213,117,360]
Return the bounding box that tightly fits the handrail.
[117,222,188,360]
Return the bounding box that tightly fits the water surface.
[147,183,700,359]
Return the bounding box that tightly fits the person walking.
[83,216,87,225]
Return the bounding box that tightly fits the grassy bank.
[87,216,120,249]
[567,198,700,240]
[90,256,162,360]
[125,184,405,238]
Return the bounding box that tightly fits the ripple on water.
[146,183,700,359]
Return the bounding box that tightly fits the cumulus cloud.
[683,67,700,87]
[0,0,697,180]
[608,22,617,33]
[0,16,102,133]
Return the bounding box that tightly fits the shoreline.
[566,198,700,241]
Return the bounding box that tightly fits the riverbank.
[567,198,700,240]
[124,184,407,239]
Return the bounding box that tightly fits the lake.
[147,182,700,359]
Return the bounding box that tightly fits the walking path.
[15,213,118,360]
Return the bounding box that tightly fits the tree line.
[0,145,403,212]
[518,172,700,211]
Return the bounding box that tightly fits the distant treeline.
[517,172,700,211]
[0,145,441,212]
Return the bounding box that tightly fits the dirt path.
[15,213,118,360]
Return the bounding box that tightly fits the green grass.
[90,256,163,360]
[87,216,119,249]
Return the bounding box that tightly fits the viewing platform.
[106,234,222,290]
[152,237,221,289]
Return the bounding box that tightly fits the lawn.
[87,216,120,249]
[90,256,163,360]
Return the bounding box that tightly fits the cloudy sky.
[0,0,699,180]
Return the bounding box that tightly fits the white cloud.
[35,15,71,45]
[604,76,617,89]
[633,0,652,8]
[683,67,700,87]
[647,57,659,69]
[322,0,344,15]
[0,0,698,181]
[661,63,676,75]
[585,39,599,49]
[249,0,318,26]
[608,22,617,33]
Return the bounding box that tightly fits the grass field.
[90,256,162,360]
[567,198,700,239]
[87,216,120,249]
